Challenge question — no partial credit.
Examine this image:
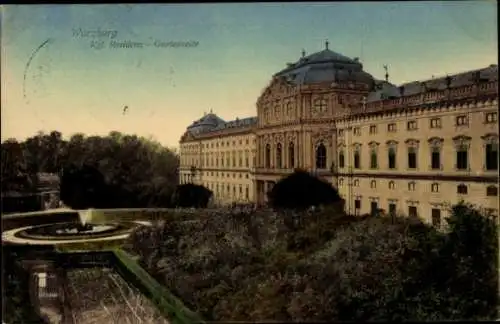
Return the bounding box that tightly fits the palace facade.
[179,42,499,225]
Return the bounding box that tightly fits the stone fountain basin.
[2,221,151,245]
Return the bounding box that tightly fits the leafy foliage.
[1,131,179,210]
[268,170,343,210]
[60,163,107,209]
[128,203,498,321]
[171,184,213,208]
[2,247,48,324]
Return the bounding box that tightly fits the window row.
[336,140,498,171]
[180,171,251,183]
[264,142,297,168]
[204,182,251,200]
[182,153,257,168]
[351,201,498,228]
[339,178,498,196]
[182,138,256,152]
[341,112,498,136]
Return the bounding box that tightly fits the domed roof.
[301,48,359,65]
[187,112,226,135]
[274,41,375,86]
[187,112,225,129]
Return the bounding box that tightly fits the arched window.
[265,144,271,168]
[339,150,345,168]
[370,180,376,189]
[276,143,282,169]
[339,178,344,186]
[354,179,359,187]
[288,142,295,168]
[316,143,327,169]
[388,181,395,189]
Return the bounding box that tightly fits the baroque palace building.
[179,41,499,224]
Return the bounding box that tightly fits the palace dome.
[187,112,226,134]
[274,42,375,86]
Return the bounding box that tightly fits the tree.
[438,203,499,319]
[3,130,180,210]
[59,163,107,209]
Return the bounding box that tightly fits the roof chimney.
[301,49,306,58]
[325,40,329,50]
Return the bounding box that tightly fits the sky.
[1,2,497,149]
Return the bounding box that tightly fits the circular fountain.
[2,208,150,245]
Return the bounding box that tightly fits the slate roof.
[366,80,401,103]
[398,64,498,96]
[185,113,258,137]
[182,58,497,140]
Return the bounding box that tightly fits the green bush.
[127,203,499,321]
[2,247,48,324]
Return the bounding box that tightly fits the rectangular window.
[370,152,378,169]
[338,129,344,137]
[457,184,468,194]
[456,115,468,126]
[431,209,441,227]
[430,118,441,129]
[355,199,361,210]
[370,201,378,216]
[408,206,418,218]
[456,150,468,170]
[389,203,396,216]
[354,152,360,169]
[388,151,396,169]
[369,125,377,134]
[387,123,397,132]
[353,127,361,136]
[408,149,417,169]
[407,120,417,130]
[431,151,441,170]
[486,143,498,170]
[339,153,345,168]
[485,112,498,124]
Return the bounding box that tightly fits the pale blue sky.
[1,2,497,148]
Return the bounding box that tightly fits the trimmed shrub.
[268,170,342,210]
[171,184,213,208]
